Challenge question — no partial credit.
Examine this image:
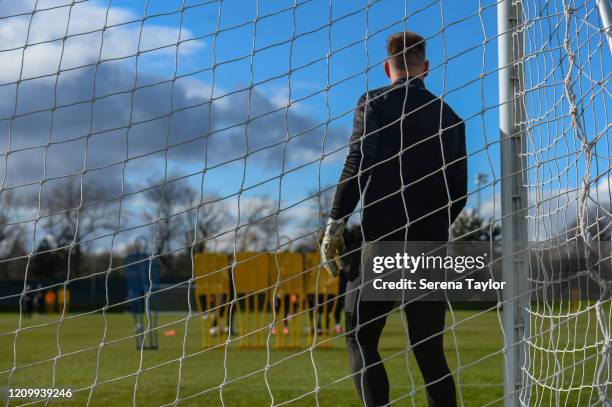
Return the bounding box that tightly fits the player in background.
[321,32,467,407]
[334,225,360,334]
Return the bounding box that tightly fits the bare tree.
[303,187,335,233]
[142,177,239,278]
[290,187,336,252]
[236,197,283,252]
[144,179,284,260]
[182,195,230,253]
[40,180,116,278]
[0,191,25,257]
[0,191,27,279]
[44,181,116,246]
[451,209,501,241]
[144,178,198,272]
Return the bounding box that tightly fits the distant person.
[332,269,346,334]
[58,287,70,313]
[321,31,467,407]
[23,283,33,318]
[45,289,56,313]
[34,283,44,315]
[201,293,235,336]
[203,267,235,337]
[334,225,361,334]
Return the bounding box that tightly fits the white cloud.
[0,0,203,83]
[476,175,612,240]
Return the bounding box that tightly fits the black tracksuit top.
[329,77,467,242]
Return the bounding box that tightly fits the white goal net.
[0,0,610,406]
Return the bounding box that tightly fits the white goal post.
[501,0,611,406]
[498,0,531,404]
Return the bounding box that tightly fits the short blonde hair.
[386,31,426,71]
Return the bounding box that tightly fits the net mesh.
[520,0,611,405]
[0,0,609,405]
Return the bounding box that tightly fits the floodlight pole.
[498,0,530,406]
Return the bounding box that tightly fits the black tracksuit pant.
[344,223,456,407]
[345,295,455,407]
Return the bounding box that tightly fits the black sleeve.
[442,111,468,223]
[329,93,381,221]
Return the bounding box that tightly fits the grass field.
[0,305,605,406]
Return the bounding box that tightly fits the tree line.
[2,178,607,282]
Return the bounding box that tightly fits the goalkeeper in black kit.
[321,32,467,407]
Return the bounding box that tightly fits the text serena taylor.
[372,278,507,291]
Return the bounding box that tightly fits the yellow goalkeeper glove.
[321,218,346,277]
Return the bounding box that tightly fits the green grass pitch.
[0,306,603,406]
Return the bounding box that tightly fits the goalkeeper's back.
[367,78,466,240]
[329,31,467,242]
[330,78,467,242]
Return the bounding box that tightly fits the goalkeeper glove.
[321,218,346,277]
